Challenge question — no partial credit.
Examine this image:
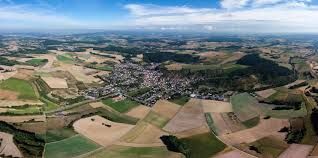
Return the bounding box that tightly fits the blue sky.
[0,0,318,33]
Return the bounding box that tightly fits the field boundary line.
[45,134,80,145]
[72,147,105,158]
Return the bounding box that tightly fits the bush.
[160,135,190,157]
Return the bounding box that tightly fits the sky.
[0,0,318,33]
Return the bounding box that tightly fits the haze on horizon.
[0,0,318,33]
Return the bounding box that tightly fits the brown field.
[221,113,246,132]
[152,100,181,119]
[12,69,34,80]
[221,52,245,64]
[210,113,232,135]
[255,88,277,98]
[165,63,185,71]
[0,67,17,81]
[284,80,306,88]
[129,123,167,144]
[41,77,68,89]
[278,144,313,158]
[73,115,134,147]
[174,125,210,138]
[57,64,100,83]
[214,149,255,158]
[0,115,45,123]
[0,132,23,158]
[125,105,150,119]
[163,99,206,133]
[199,51,227,59]
[201,100,233,113]
[89,102,104,109]
[14,121,47,134]
[0,90,18,100]
[0,100,43,107]
[219,118,289,145]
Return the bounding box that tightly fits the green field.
[41,97,59,111]
[169,95,190,106]
[242,116,260,128]
[85,145,178,158]
[44,128,78,143]
[44,135,100,158]
[102,98,139,113]
[0,78,38,100]
[26,58,48,66]
[181,132,226,158]
[97,106,139,125]
[249,136,288,158]
[143,111,169,128]
[231,93,260,121]
[6,106,42,115]
[205,113,219,135]
[57,54,74,63]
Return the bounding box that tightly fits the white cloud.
[123,1,318,32]
[220,0,251,9]
[0,4,84,29]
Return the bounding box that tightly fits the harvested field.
[152,100,181,119]
[12,69,34,80]
[73,115,134,147]
[84,145,181,158]
[41,77,68,89]
[214,149,255,158]
[219,118,289,145]
[284,80,306,88]
[32,54,57,69]
[125,105,150,119]
[165,63,184,71]
[89,102,104,109]
[255,88,277,98]
[0,132,23,158]
[14,121,46,134]
[120,121,167,144]
[221,112,246,132]
[221,52,245,64]
[174,125,210,138]
[278,144,313,158]
[57,64,100,83]
[163,99,206,133]
[0,115,45,123]
[0,90,18,100]
[210,113,232,135]
[201,100,233,113]
[0,69,17,81]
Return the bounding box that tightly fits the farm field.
[120,121,167,144]
[201,100,233,113]
[97,106,139,125]
[0,78,38,100]
[41,77,68,89]
[73,115,134,147]
[0,132,23,158]
[125,105,150,119]
[102,98,139,113]
[249,136,289,158]
[277,144,313,158]
[25,58,48,66]
[256,88,277,98]
[84,145,181,158]
[44,135,101,158]
[44,128,77,143]
[143,111,169,128]
[181,132,226,158]
[169,95,190,106]
[152,99,181,119]
[219,118,289,145]
[230,93,260,122]
[163,99,206,133]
